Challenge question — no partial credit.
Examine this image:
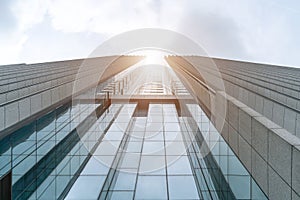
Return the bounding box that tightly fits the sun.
[144,50,164,64]
[130,49,169,65]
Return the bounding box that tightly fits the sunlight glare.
[131,50,168,65]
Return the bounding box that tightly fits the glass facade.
[0,101,267,199]
[0,102,102,199]
[0,59,268,199]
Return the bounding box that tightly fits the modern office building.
[0,55,299,200]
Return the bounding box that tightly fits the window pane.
[167,156,193,175]
[135,176,167,199]
[112,172,137,190]
[65,176,105,199]
[168,176,200,199]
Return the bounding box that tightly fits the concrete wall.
[184,56,300,137]
[167,56,300,200]
[214,91,300,199]
[0,56,142,136]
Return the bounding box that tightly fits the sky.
[0,0,300,67]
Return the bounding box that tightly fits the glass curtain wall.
[0,57,269,200]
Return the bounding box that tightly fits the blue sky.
[0,0,300,67]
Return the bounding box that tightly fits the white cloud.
[176,0,300,66]
[0,0,48,64]
[0,0,299,67]
[0,0,186,64]
[0,33,28,64]
[18,18,106,64]
[12,0,49,31]
[47,0,168,34]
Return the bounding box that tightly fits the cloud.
[0,0,18,34]
[47,0,166,34]
[0,0,300,67]
[18,17,106,64]
[0,0,186,64]
[11,0,49,31]
[176,0,300,67]
[178,10,248,59]
[0,0,49,64]
[234,0,300,67]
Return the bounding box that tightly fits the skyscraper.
[0,55,299,200]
